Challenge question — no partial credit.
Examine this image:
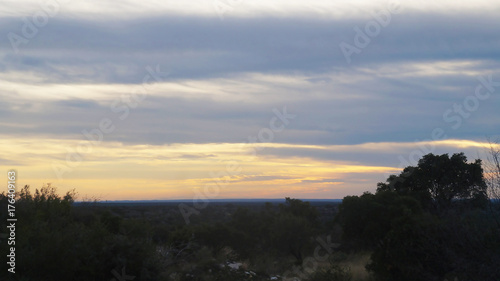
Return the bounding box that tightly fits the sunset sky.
[1,0,500,200]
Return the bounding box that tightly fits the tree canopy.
[337,152,500,281]
[377,153,488,210]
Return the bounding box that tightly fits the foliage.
[377,153,488,210]
[307,263,352,281]
[7,154,499,281]
[337,191,421,249]
[337,153,500,281]
[485,139,500,201]
[0,185,161,281]
[194,197,322,263]
[367,210,500,281]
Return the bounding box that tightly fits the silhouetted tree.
[0,185,160,281]
[485,140,500,201]
[377,153,488,210]
[337,191,421,249]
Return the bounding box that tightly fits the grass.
[338,252,374,281]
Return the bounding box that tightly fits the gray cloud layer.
[1,12,500,82]
[1,10,500,152]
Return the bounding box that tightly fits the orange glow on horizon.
[1,138,495,200]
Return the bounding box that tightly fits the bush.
[0,185,161,281]
[307,263,352,281]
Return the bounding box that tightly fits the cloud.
[300,178,343,183]
[258,140,494,168]
[1,11,499,83]
[1,61,499,147]
[2,3,500,199]
[235,175,294,182]
[178,153,216,159]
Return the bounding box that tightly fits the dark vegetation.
[337,153,500,281]
[1,152,500,281]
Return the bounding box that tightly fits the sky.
[1,0,500,200]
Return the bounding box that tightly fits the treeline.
[0,187,343,281]
[337,153,500,280]
[0,185,159,280]
[1,152,500,280]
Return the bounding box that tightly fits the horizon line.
[75,198,344,203]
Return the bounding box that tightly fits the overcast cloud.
[1,0,499,198]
